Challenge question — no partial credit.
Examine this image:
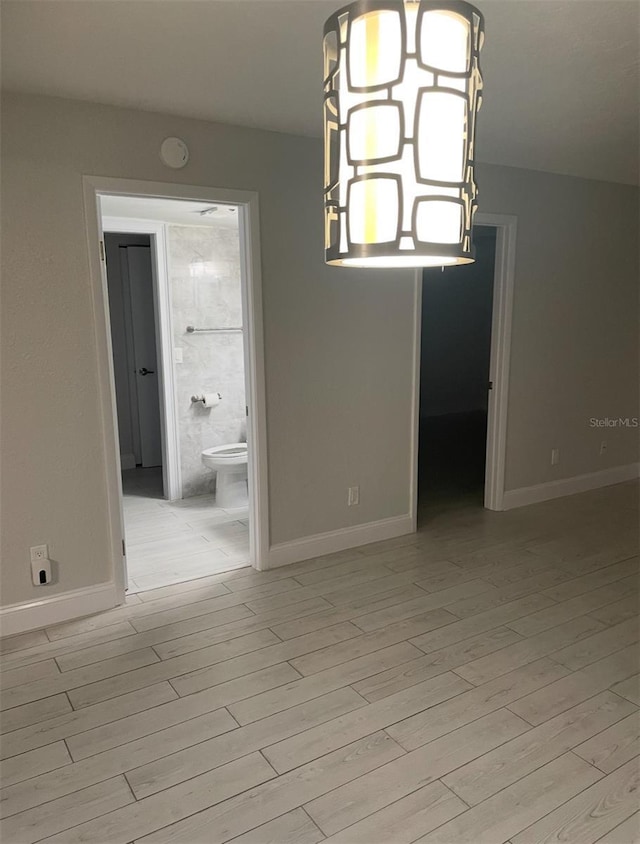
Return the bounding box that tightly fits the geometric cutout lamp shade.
[324,0,484,268]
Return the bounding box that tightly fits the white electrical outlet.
[551,448,560,466]
[30,545,52,585]
[348,486,360,506]
[600,440,607,455]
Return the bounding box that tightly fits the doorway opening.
[413,214,517,525]
[85,179,268,598]
[103,201,251,592]
[418,226,496,518]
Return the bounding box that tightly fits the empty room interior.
[0,1,638,843]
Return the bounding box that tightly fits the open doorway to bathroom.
[101,196,256,593]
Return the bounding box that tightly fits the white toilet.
[201,443,248,508]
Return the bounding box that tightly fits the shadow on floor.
[418,410,488,523]
[121,466,164,499]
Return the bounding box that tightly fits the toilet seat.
[201,443,248,507]
[202,443,247,467]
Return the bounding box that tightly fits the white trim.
[83,176,269,592]
[409,275,422,534]
[502,463,640,510]
[0,583,118,637]
[82,183,127,604]
[120,453,136,471]
[238,199,270,571]
[267,514,414,569]
[102,216,182,501]
[410,213,518,519]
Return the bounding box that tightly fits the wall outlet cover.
[30,552,52,586]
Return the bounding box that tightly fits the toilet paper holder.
[191,392,222,405]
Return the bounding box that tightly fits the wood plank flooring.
[1,481,638,843]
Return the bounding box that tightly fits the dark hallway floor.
[418,410,488,523]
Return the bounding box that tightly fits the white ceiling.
[2,0,638,185]
[101,196,239,228]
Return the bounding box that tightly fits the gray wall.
[0,92,416,606]
[478,169,639,489]
[1,92,638,607]
[168,223,247,498]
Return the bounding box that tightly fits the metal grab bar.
[186,325,243,333]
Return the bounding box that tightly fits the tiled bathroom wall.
[168,222,246,498]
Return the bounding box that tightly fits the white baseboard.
[502,463,640,510]
[120,453,136,471]
[0,582,120,637]
[267,514,414,569]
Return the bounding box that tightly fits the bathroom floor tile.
[121,468,250,594]
[224,507,250,519]
[197,523,249,543]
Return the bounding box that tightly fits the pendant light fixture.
[323,0,484,268]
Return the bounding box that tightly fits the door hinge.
[99,240,105,262]
[246,406,249,417]
[488,381,493,390]
[122,539,126,556]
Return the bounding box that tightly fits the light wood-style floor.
[1,482,638,844]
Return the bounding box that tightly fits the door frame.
[411,212,518,519]
[103,219,180,498]
[83,176,269,603]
